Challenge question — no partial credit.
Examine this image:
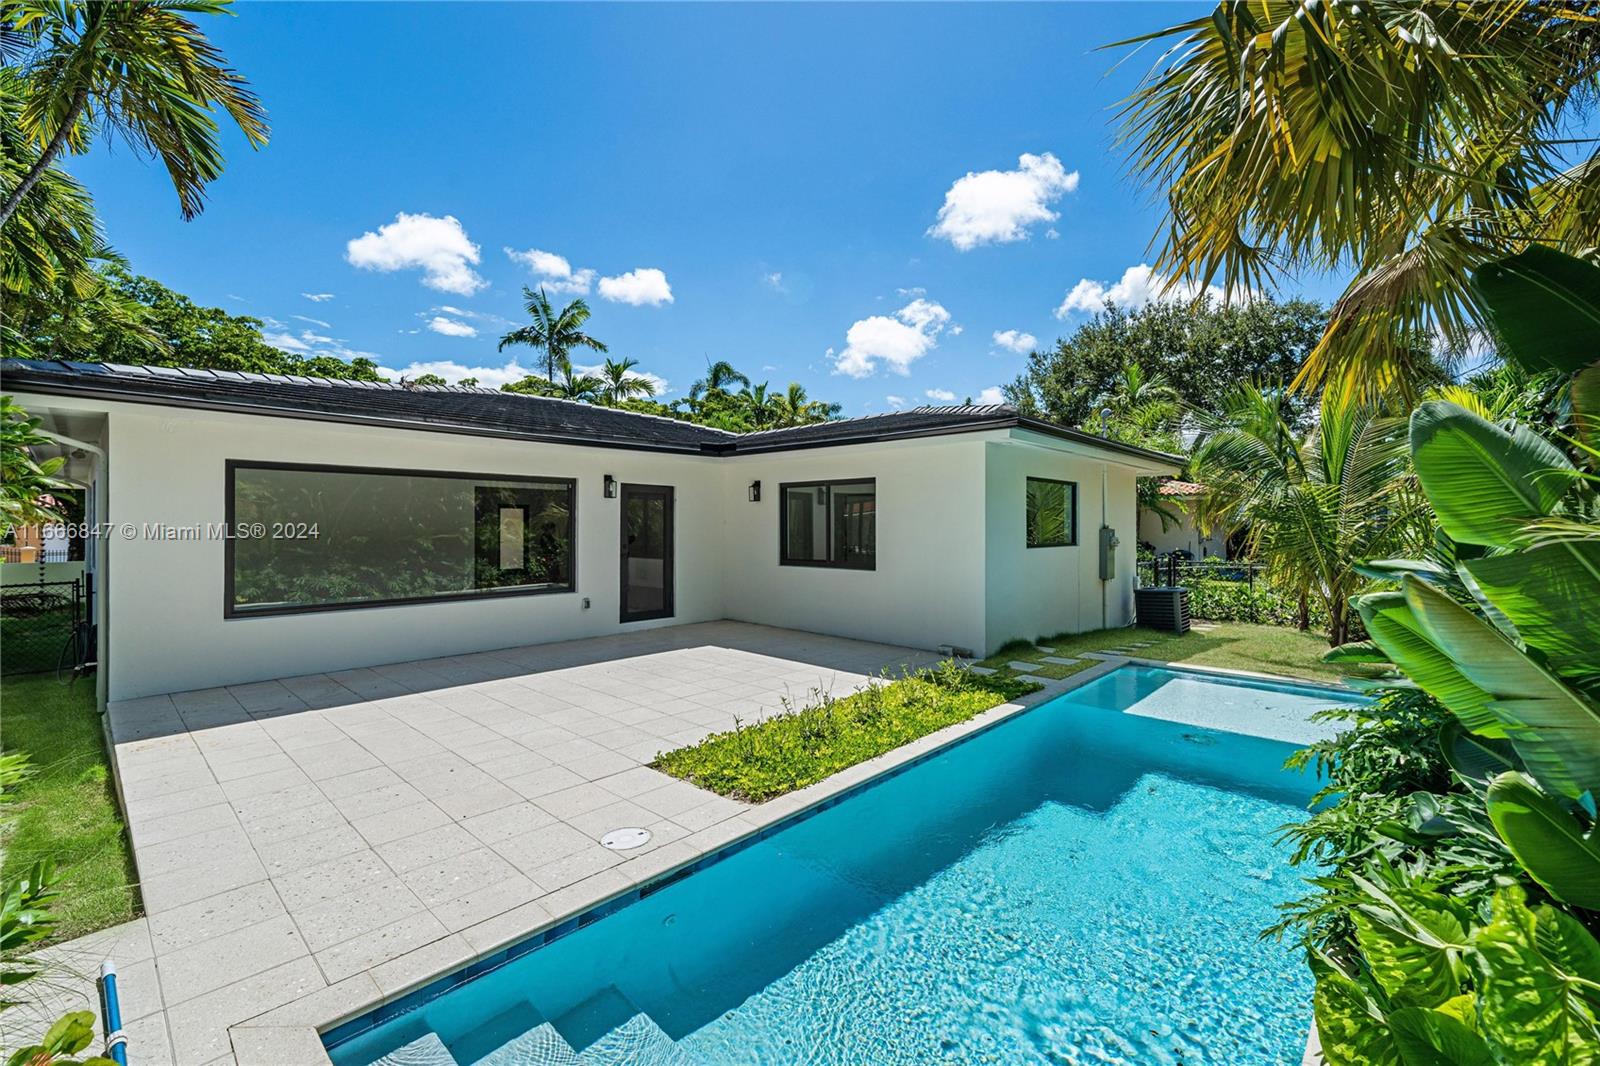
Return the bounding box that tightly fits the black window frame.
[1025,476,1077,549]
[778,477,877,571]
[224,459,578,619]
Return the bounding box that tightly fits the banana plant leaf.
[1439,719,1523,794]
[1534,904,1600,1013]
[1409,400,1577,548]
[1404,577,1600,799]
[1322,640,1392,665]
[1576,364,1600,449]
[1463,541,1600,681]
[1486,772,1600,911]
[1356,590,1505,737]
[1354,558,1455,585]
[1470,245,1600,375]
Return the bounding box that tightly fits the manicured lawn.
[654,664,1039,802]
[980,621,1350,684]
[0,674,140,943]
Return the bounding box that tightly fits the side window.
[781,480,876,569]
[1025,477,1076,548]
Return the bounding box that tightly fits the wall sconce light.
[604,475,617,499]
[748,480,761,503]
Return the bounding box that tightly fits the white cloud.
[504,247,595,296]
[763,272,785,291]
[948,324,964,336]
[924,388,958,402]
[1055,263,1226,318]
[302,292,334,302]
[992,329,1037,354]
[598,267,674,306]
[928,152,1079,251]
[886,395,907,408]
[977,386,1006,405]
[896,286,927,297]
[832,298,951,378]
[346,213,485,295]
[385,359,529,389]
[427,316,478,338]
[263,331,310,353]
[292,314,331,329]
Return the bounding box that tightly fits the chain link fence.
[1,578,83,677]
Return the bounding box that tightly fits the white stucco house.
[1137,479,1229,560]
[3,359,1180,703]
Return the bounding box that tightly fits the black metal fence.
[1,577,84,677]
[1137,556,1265,589]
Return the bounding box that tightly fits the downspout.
[40,431,107,710]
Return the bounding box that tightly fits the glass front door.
[620,484,674,622]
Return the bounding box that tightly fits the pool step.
[577,1013,691,1066]
[552,986,690,1066]
[373,1033,460,1066]
[475,1022,582,1066]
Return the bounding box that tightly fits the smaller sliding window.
[1025,477,1076,548]
[780,479,876,570]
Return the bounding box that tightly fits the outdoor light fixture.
[604,475,617,499]
[748,480,761,502]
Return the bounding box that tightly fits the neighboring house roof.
[0,359,1184,465]
[1156,480,1206,497]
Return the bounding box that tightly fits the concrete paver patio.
[3,622,943,1065]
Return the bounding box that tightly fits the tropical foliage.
[1192,384,1430,644]
[0,396,67,535]
[1307,246,1600,1063]
[0,0,268,227]
[1117,1,1600,401]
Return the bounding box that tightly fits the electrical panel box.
[1099,526,1119,581]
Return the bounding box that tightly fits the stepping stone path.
[1033,646,1055,654]
[1008,661,1045,673]
[968,665,997,676]
[1041,656,1080,665]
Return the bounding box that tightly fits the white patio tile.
[155,913,308,1005]
[349,799,454,846]
[457,801,558,845]
[164,956,325,1064]
[147,881,287,955]
[315,912,450,984]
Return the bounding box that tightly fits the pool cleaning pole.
[99,959,128,1066]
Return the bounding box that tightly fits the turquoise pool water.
[328,665,1363,1066]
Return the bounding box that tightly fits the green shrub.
[1184,577,1317,627]
[653,662,1038,802]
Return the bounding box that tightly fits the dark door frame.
[619,483,674,623]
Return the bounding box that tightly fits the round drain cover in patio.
[601,827,652,850]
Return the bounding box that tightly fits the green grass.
[980,622,1351,684]
[1,675,140,943]
[653,663,1040,802]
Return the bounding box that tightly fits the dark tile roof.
[0,360,1183,465]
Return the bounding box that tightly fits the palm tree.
[1,0,269,228]
[1116,2,1600,401]
[743,381,776,428]
[596,358,655,406]
[770,382,837,427]
[688,360,750,404]
[1191,385,1429,644]
[498,287,608,384]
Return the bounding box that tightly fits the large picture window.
[780,479,876,570]
[226,461,575,616]
[1025,477,1076,548]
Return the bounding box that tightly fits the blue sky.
[69,1,1343,412]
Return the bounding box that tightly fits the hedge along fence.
[1180,575,1369,642]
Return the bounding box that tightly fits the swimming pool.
[327,664,1363,1066]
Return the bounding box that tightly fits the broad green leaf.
[1471,245,1600,375]
[1405,577,1600,798]
[1439,719,1523,794]
[1356,591,1504,737]
[1314,968,1402,1066]
[1473,885,1600,1065]
[1351,873,1471,1007]
[1576,364,1600,448]
[1388,1006,1495,1066]
[1323,640,1391,665]
[1409,400,1577,547]
[1355,557,1454,585]
[1535,904,1600,1013]
[1463,542,1600,680]
[1486,772,1600,911]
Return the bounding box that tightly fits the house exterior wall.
[718,436,991,658]
[1138,504,1228,559]
[9,392,1175,698]
[18,395,730,700]
[982,437,1148,653]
